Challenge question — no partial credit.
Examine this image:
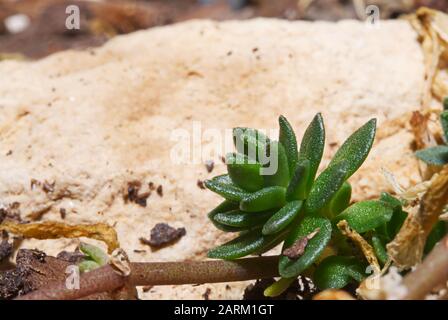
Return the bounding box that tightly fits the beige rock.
[0,18,425,299]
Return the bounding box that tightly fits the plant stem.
[17,256,279,300]
[402,234,448,300]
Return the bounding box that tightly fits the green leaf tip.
[329,118,376,179]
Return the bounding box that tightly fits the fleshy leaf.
[286,159,310,201]
[377,192,406,240]
[328,119,376,179]
[305,160,349,213]
[208,200,245,232]
[440,111,448,143]
[297,113,325,193]
[262,141,290,187]
[424,221,447,254]
[207,228,287,260]
[415,145,448,165]
[264,277,295,297]
[313,256,366,290]
[262,200,303,235]
[240,186,286,212]
[371,234,388,265]
[204,174,250,202]
[79,242,109,266]
[279,216,332,278]
[213,209,273,228]
[78,260,101,273]
[233,127,270,163]
[323,182,352,218]
[333,200,393,233]
[226,153,264,192]
[279,116,299,176]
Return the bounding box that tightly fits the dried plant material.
[381,167,405,195]
[312,289,355,300]
[140,223,186,248]
[282,228,320,260]
[337,220,380,274]
[387,166,448,269]
[110,248,131,277]
[0,221,119,253]
[410,111,433,150]
[410,8,448,104]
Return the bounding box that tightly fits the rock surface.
[0,19,425,299]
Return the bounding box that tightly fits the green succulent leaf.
[79,242,109,266]
[279,216,332,278]
[305,160,349,213]
[262,141,290,187]
[334,200,393,233]
[233,127,270,163]
[262,200,303,235]
[440,111,448,143]
[78,260,101,273]
[376,192,406,240]
[328,119,376,179]
[323,181,352,218]
[297,113,325,193]
[204,174,250,202]
[424,221,447,254]
[207,227,287,260]
[313,256,366,290]
[226,153,264,192]
[286,159,310,201]
[264,277,295,297]
[240,186,286,212]
[371,234,388,265]
[279,115,299,176]
[444,97,448,110]
[208,201,245,233]
[415,145,448,165]
[213,209,273,228]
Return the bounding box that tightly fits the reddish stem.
[17,256,279,300]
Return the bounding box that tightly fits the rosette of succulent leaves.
[205,113,447,296]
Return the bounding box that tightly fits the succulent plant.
[415,97,448,165]
[204,114,447,294]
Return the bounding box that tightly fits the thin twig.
[402,234,448,300]
[17,256,279,300]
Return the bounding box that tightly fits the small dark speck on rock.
[142,285,153,293]
[197,180,205,189]
[139,223,186,248]
[5,150,12,156]
[202,288,211,300]
[59,208,66,219]
[156,185,163,197]
[205,160,214,173]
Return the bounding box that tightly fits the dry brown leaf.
[337,220,380,274]
[0,221,119,253]
[411,8,448,104]
[387,166,448,269]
